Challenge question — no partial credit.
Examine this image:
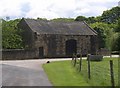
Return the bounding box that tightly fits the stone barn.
[18,18,98,58]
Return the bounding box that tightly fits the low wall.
[98,48,111,56]
[2,49,38,60]
[87,54,103,61]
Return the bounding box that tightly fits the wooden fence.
[71,54,118,87]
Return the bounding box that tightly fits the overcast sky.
[0,0,119,20]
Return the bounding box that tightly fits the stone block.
[87,55,103,61]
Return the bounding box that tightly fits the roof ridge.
[83,21,98,35]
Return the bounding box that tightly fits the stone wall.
[35,34,94,57]
[17,19,35,49]
[2,49,38,60]
[98,48,111,56]
[1,34,97,60]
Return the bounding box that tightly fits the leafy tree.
[51,18,74,22]
[114,18,120,32]
[111,18,120,51]
[75,16,87,21]
[111,33,120,51]
[95,16,102,22]
[90,22,115,49]
[87,17,96,23]
[2,19,24,49]
[101,6,120,23]
[75,6,120,24]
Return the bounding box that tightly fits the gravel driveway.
[1,58,71,86]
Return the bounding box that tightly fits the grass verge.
[43,57,119,86]
[43,60,90,86]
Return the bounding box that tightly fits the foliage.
[2,19,24,49]
[90,22,115,49]
[111,33,120,51]
[114,18,120,32]
[75,16,87,21]
[87,16,97,23]
[75,7,120,24]
[101,6,120,23]
[73,6,120,51]
[51,18,74,22]
[111,18,120,51]
[75,16,97,23]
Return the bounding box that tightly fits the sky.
[0,0,119,20]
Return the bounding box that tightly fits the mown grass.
[43,60,90,86]
[43,57,119,86]
[77,57,119,86]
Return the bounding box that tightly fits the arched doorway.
[65,39,77,56]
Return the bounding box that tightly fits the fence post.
[87,54,91,79]
[71,53,74,64]
[73,54,77,67]
[110,60,115,88]
[79,53,82,72]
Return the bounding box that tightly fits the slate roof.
[22,18,97,35]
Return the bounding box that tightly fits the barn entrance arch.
[65,39,77,56]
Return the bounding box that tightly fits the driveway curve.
[1,59,54,86]
[1,58,72,86]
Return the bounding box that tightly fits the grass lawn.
[78,57,119,86]
[43,57,119,86]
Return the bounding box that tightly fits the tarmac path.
[1,58,72,86]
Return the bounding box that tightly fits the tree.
[75,16,87,21]
[101,6,120,23]
[114,18,120,32]
[87,17,96,23]
[2,19,24,49]
[111,33,120,51]
[90,22,115,49]
[111,18,120,51]
[51,18,74,22]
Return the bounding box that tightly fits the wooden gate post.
[71,53,75,64]
[74,54,77,67]
[79,53,82,72]
[87,54,91,79]
[110,60,115,88]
